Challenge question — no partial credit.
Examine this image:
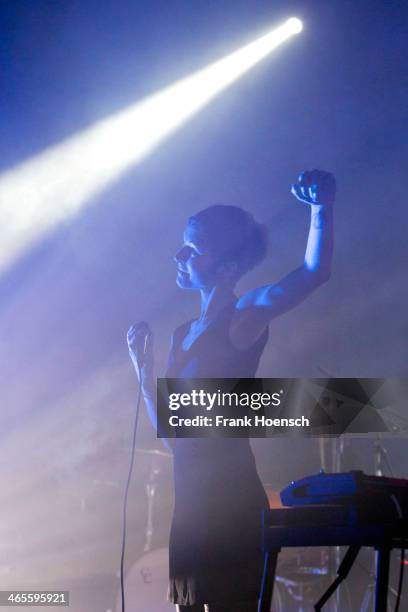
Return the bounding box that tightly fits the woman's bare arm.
[231,169,335,348]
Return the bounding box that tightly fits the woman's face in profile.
[174,224,218,290]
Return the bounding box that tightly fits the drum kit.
[114,448,333,612]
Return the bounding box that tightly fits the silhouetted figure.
[127,170,336,612]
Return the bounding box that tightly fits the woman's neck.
[198,285,236,322]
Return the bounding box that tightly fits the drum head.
[115,548,174,611]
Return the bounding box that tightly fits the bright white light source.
[0,18,302,274]
[287,17,303,34]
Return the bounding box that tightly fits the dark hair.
[188,204,268,279]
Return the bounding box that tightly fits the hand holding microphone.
[127,321,153,373]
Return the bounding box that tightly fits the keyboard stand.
[258,507,406,612]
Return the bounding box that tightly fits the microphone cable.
[119,362,143,612]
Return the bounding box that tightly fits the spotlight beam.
[0,18,302,274]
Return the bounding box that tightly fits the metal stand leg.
[375,547,391,612]
[314,545,361,611]
[258,549,280,612]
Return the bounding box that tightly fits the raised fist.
[291,169,336,207]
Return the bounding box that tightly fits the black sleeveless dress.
[166,303,270,606]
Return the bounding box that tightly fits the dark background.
[0,1,407,610]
